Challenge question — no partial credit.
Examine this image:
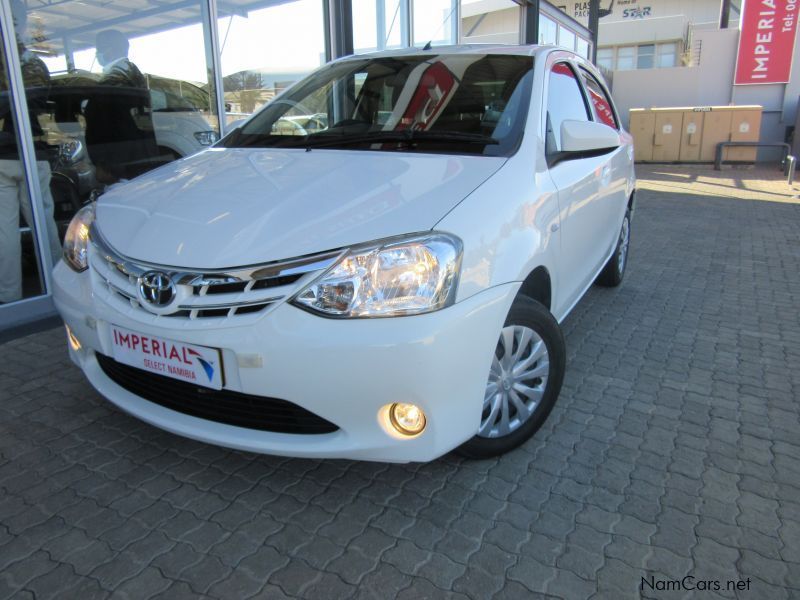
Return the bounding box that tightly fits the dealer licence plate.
[109,325,224,390]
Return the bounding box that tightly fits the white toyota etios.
[54,45,635,462]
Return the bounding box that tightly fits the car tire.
[595,209,631,287]
[457,295,566,459]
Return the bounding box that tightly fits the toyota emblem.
[139,271,176,307]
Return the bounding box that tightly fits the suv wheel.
[595,209,631,287]
[458,295,566,458]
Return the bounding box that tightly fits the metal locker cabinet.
[652,111,682,162]
[629,109,655,162]
[679,110,705,162]
[728,106,762,162]
[700,109,733,162]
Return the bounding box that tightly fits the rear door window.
[580,70,618,129]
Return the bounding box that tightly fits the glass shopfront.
[0,15,52,305]
[0,0,324,330]
[218,0,326,122]
[460,0,591,52]
[353,0,405,53]
[412,0,458,47]
[0,0,594,332]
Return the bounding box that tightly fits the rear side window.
[580,70,618,129]
[545,62,590,155]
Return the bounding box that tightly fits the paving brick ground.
[1,165,799,599]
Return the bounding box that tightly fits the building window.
[597,47,614,70]
[414,0,457,47]
[539,15,558,45]
[218,0,325,120]
[0,27,50,302]
[558,26,576,51]
[637,44,655,69]
[657,42,678,68]
[616,46,636,70]
[576,37,590,58]
[353,0,379,53]
[4,0,225,302]
[599,42,681,71]
[353,0,415,53]
[461,1,520,45]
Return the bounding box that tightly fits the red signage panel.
[735,0,799,85]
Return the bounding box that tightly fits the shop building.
[2,0,795,333]
[467,0,800,153]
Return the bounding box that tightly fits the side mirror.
[560,119,620,154]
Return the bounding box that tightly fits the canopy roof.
[25,0,296,56]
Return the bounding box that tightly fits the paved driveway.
[1,166,798,599]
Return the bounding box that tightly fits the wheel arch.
[518,265,552,311]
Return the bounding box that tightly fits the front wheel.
[457,295,566,459]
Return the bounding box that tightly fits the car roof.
[335,44,604,83]
[338,44,563,61]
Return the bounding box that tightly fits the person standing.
[0,0,62,303]
[84,29,158,185]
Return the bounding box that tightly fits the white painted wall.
[611,25,800,158]
[612,27,738,128]
[461,0,519,19]
[599,15,688,46]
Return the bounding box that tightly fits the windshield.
[221,54,534,156]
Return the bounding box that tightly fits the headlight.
[57,138,84,164]
[194,131,218,146]
[292,233,462,318]
[63,203,95,272]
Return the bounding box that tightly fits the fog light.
[65,325,81,351]
[389,403,426,436]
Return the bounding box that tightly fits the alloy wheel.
[478,325,550,438]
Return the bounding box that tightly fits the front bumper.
[54,260,518,462]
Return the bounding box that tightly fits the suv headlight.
[63,203,95,272]
[292,233,462,318]
[194,131,218,146]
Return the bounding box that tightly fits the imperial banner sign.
[735,0,799,85]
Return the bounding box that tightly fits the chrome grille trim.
[176,297,283,310]
[90,223,342,283]
[88,223,343,320]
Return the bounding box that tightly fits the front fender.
[436,156,561,311]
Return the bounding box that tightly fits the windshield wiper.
[302,130,499,149]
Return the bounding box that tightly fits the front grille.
[96,353,339,434]
[88,223,341,322]
[198,274,303,295]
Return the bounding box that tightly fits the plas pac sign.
[735,0,799,85]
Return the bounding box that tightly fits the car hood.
[96,147,506,269]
